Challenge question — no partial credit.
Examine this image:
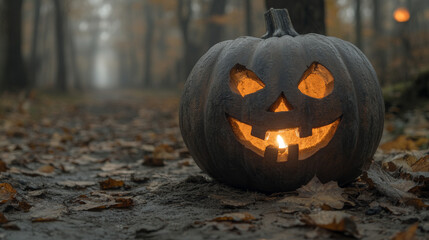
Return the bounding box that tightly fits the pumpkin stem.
[261,8,299,39]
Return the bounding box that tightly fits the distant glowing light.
[394,7,410,22]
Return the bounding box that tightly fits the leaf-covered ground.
[0,90,428,240]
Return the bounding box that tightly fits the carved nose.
[268,92,293,112]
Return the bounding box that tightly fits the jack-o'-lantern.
[179,9,384,192]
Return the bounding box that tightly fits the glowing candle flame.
[277,135,287,149]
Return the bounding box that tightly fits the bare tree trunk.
[143,3,154,87]
[2,0,28,91]
[68,22,81,91]
[122,1,137,87]
[355,0,362,50]
[177,0,192,82]
[245,0,253,36]
[265,0,325,34]
[87,17,100,90]
[372,0,386,85]
[30,0,41,89]
[207,0,227,48]
[53,0,67,91]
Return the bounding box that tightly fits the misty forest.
[0,0,429,239]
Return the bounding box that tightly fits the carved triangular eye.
[230,64,265,97]
[298,62,334,99]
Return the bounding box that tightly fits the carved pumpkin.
[179,9,384,192]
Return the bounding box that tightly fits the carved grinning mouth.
[228,116,341,162]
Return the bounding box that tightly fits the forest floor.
[0,90,428,240]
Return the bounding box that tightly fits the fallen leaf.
[141,144,155,152]
[131,174,149,183]
[111,197,133,208]
[279,177,353,209]
[411,155,429,172]
[391,223,418,240]
[153,144,177,160]
[72,155,103,165]
[365,163,417,201]
[57,180,96,189]
[1,223,20,230]
[380,135,419,151]
[99,178,124,190]
[31,204,66,222]
[177,160,191,167]
[37,165,55,174]
[97,170,135,178]
[0,213,8,224]
[18,201,32,212]
[69,192,133,211]
[143,157,164,167]
[301,211,359,238]
[211,212,256,223]
[100,163,126,172]
[0,183,17,204]
[28,189,46,197]
[379,202,412,215]
[0,160,8,172]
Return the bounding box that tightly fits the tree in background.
[355,0,362,50]
[53,0,68,91]
[265,0,325,34]
[245,0,253,36]
[2,0,28,91]
[30,0,41,89]
[143,1,155,87]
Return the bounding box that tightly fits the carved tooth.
[251,127,266,139]
[264,145,278,162]
[287,144,299,161]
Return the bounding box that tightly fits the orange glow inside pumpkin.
[228,116,340,161]
[393,7,410,22]
[298,63,334,99]
[269,93,293,112]
[230,64,265,97]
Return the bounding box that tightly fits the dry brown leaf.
[141,144,155,152]
[366,163,417,200]
[0,183,17,204]
[379,202,412,215]
[99,178,124,190]
[391,223,418,240]
[380,135,419,151]
[143,157,165,167]
[279,177,353,209]
[0,213,8,224]
[37,165,55,174]
[57,180,96,189]
[111,197,133,208]
[70,192,133,211]
[100,163,126,172]
[403,198,429,210]
[211,212,256,223]
[18,201,32,212]
[72,155,103,165]
[31,204,66,222]
[177,160,191,167]
[301,211,359,238]
[0,160,8,172]
[97,170,135,178]
[153,144,178,160]
[411,155,429,172]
